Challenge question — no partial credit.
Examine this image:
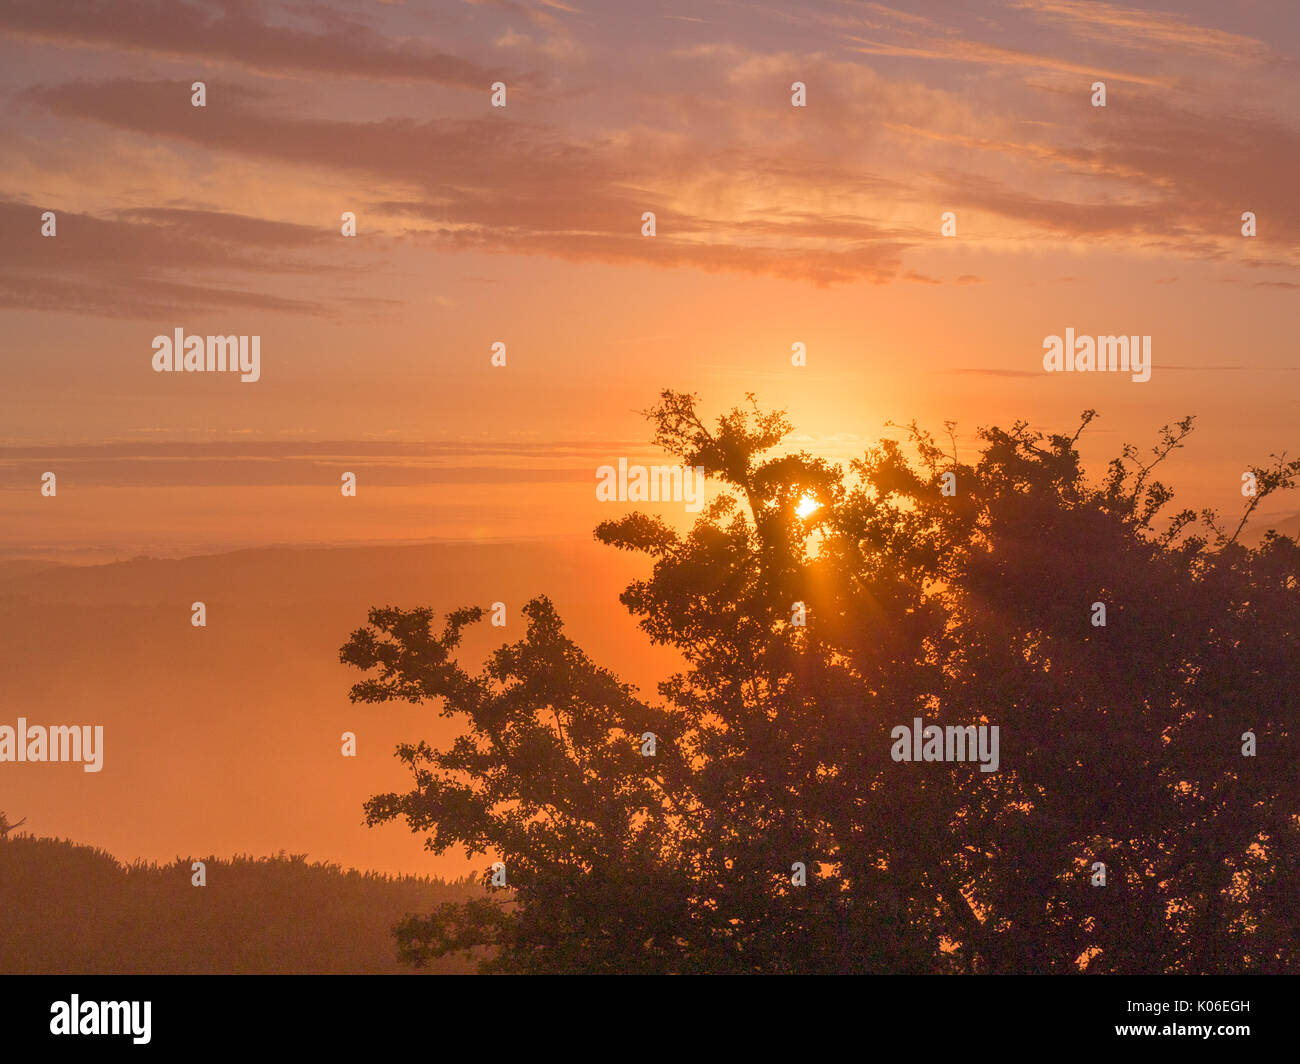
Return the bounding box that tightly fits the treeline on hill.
[0,833,482,974]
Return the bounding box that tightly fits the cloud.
[113,207,337,249]
[23,77,914,287]
[0,198,350,317]
[0,0,509,87]
[8,11,1297,306]
[0,439,652,489]
[920,95,1300,254]
[0,271,322,318]
[844,34,1167,86]
[930,172,1171,238]
[1010,0,1272,62]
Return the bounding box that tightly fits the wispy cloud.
[1010,0,1273,62]
[0,0,510,86]
[844,34,1168,86]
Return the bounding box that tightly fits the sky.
[1,0,1298,562]
[0,0,1297,874]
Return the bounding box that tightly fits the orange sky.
[2,0,1298,560]
[0,0,1297,873]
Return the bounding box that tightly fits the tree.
[0,812,26,839]
[340,391,1300,973]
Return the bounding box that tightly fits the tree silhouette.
[340,391,1300,973]
[0,812,26,839]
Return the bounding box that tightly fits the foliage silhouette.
[341,391,1300,973]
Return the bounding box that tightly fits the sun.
[795,494,822,519]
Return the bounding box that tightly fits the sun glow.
[795,494,822,519]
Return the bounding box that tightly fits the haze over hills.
[0,540,679,879]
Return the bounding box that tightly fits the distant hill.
[0,834,482,974]
[0,540,677,880]
[0,559,60,580]
[1252,510,1300,543]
